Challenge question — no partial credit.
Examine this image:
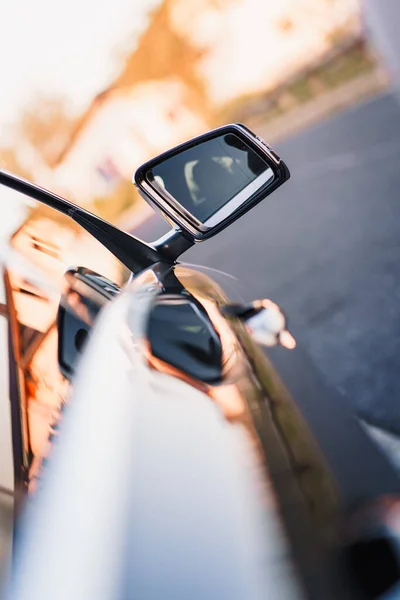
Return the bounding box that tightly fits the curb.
[251,68,390,144]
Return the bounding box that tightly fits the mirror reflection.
[147,133,275,226]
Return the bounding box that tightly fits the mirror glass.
[146,133,275,227]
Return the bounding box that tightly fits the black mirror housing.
[133,123,290,242]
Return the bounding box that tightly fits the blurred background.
[1,0,367,222]
[2,0,400,497]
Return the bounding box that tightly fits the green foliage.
[290,77,314,103]
[317,46,374,89]
[221,42,377,126]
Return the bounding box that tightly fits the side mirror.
[57,268,120,380]
[134,123,290,242]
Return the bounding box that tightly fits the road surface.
[131,91,400,434]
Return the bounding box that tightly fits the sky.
[0,0,161,134]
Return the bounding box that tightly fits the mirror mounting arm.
[0,169,168,275]
[152,228,195,261]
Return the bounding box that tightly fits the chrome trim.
[204,168,274,228]
[145,174,204,230]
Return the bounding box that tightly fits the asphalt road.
[131,91,400,434]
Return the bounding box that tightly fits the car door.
[0,186,129,571]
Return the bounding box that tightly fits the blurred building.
[49,0,361,203]
[51,80,207,200]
